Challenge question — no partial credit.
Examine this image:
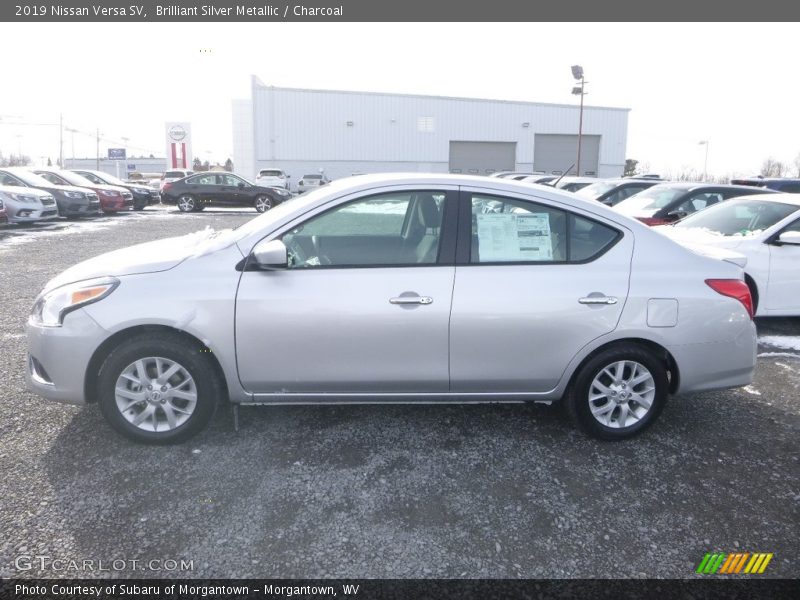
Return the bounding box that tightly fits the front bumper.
[8,208,60,224]
[26,309,110,405]
[58,199,101,217]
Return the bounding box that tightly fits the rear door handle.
[578,296,618,305]
[390,296,433,305]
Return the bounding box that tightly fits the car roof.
[726,192,800,206]
[646,182,777,192]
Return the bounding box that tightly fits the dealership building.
[232,76,630,186]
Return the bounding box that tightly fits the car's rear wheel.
[177,194,196,212]
[565,343,668,440]
[97,333,221,444]
[254,195,273,213]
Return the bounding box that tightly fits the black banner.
[2,0,800,22]
[2,579,800,600]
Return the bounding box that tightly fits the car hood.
[43,227,243,292]
[654,226,748,267]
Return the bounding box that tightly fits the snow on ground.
[758,336,800,352]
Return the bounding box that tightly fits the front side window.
[470,195,619,263]
[282,191,444,268]
[675,192,723,214]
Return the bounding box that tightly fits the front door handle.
[578,296,618,305]
[390,296,433,305]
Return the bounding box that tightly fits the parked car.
[0,167,101,218]
[656,194,800,316]
[574,178,663,207]
[612,183,776,226]
[552,176,597,193]
[26,174,757,444]
[0,184,60,224]
[33,169,133,214]
[0,198,7,224]
[160,169,194,191]
[160,172,289,212]
[70,169,158,210]
[297,173,331,193]
[518,175,559,185]
[255,168,291,191]
[730,177,800,193]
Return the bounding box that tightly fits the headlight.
[63,191,84,199]
[31,277,119,327]
[273,188,290,197]
[0,191,36,203]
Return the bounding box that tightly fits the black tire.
[565,343,668,440]
[254,195,273,213]
[177,194,196,212]
[97,333,222,444]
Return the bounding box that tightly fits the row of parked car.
[0,167,160,225]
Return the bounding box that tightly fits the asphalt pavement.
[0,207,797,579]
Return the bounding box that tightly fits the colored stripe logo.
[696,552,773,574]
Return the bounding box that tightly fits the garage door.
[449,141,516,175]
[534,134,600,176]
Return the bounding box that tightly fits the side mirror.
[666,210,687,222]
[776,231,800,245]
[251,239,288,269]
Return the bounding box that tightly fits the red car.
[33,168,133,213]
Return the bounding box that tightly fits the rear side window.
[469,195,619,263]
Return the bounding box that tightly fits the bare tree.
[760,157,786,178]
[793,152,800,177]
[624,159,638,177]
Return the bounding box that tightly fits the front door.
[765,218,800,314]
[235,188,457,396]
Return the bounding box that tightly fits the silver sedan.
[26,174,757,444]
[0,185,60,224]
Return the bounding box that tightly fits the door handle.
[390,296,433,305]
[578,296,618,305]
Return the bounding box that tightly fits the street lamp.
[698,140,710,181]
[571,65,587,176]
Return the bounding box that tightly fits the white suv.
[160,169,194,191]
[255,168,290,191]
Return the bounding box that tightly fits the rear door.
[449,188,633,393]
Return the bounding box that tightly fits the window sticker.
[477,213,553,261]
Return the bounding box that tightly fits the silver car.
[0,185,59,224]
[26,174,757,444]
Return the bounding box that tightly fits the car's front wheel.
[97,333,221,444]
[565,343,668,440]
[254,195,273,213]
[177,194,196,212]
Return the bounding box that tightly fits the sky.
[1,22,798,178]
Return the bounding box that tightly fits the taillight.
[636,216,670,226]
[705,279,754,319]
[162,183,172,192]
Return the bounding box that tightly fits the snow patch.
[758,336,800,352]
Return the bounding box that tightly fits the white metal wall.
[239,80,630,182]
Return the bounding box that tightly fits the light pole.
[698,140,709,181]
[65,127,78,166]
[571,65,587,176]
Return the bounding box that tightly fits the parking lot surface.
[0,207,797,579]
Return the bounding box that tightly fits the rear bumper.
[668,320,757,394]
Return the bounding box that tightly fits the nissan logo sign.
[168,125,187,141]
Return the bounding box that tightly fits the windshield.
[97,172,126,186]
[217,183,338,246]
[575,181,615,199]
[0,169,55,187]
[674,199,799,236]
[47,170,96,187]
[616,187,685,211]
